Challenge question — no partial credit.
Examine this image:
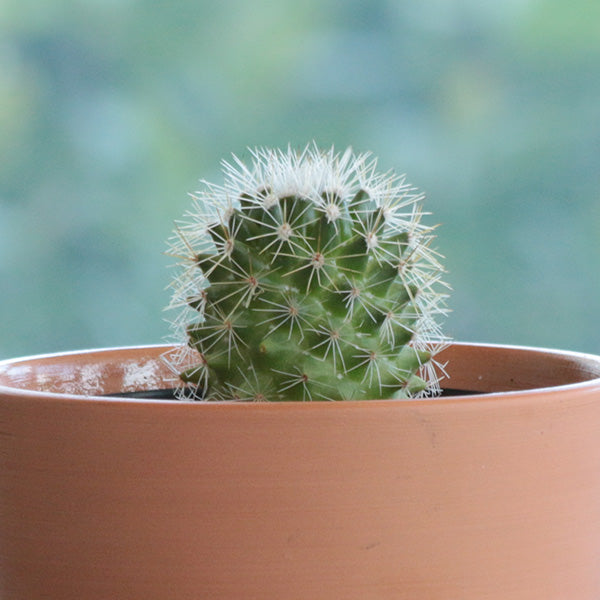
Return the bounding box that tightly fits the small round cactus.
[164,144,449,401]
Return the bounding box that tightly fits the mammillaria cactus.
[164,144,449,401]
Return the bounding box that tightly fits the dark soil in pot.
[107,388,478,400]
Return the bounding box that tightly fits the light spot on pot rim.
[1,357,163,396]
[78,364,104,395]
[0,363,32,388]
[122,360,162,392]
[42,364,102,396]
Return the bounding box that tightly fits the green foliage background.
[1,0,599,359]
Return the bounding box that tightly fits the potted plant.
[1,145,600,600]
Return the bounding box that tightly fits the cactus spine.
[165,144,448,401]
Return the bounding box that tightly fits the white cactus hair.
[163,142,450,400]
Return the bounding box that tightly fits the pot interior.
[1,343,600,399]
[439,343,600,394]
[0,346,176,398]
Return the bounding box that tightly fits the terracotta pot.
[1,342,600,599]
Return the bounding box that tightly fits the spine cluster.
[164,144,449,401]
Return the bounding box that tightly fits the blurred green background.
[1,0,599,359]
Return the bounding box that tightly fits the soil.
[106,388,478,400]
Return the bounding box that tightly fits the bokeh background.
[2,0,599,359]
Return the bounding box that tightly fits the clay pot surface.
[1,343,600,599]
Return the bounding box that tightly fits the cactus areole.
[164,145,449,401]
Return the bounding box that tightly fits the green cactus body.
[165,145,448,401]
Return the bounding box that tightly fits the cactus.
[164,144,449,401]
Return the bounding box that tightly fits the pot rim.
[1,341,600,407]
